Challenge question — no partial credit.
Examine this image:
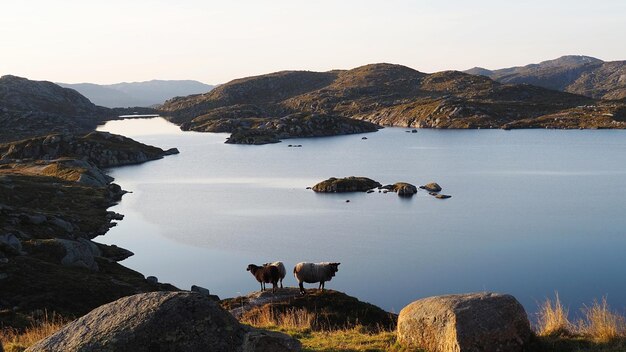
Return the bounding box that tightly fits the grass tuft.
[579,297,626,342]
[0,311,68,352]
[537,292,573,336]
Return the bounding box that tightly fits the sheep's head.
[329,262,340,276]
[246,264,256,272]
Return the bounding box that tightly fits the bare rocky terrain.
[466,55,626,100]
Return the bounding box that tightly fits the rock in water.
[392,182,417,196]
[420,182,442,193]
[27,291,301,352]
[397,292,532,352]
[312,176,381,193]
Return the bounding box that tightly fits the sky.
[1,0,625,85]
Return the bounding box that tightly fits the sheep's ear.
[333,262,340,266]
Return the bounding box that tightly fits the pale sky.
[1,0,625,85]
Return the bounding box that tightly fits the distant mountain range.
[465,55,626,100]
[58,80,214,108]
[160,62,626,142]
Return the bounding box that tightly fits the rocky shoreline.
[0,131,180,327]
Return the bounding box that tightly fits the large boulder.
[397,292,532,352]
[56,239,101,271]
[312,176,381,193]
[27,291,300,352]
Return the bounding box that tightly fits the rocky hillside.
[466,55,626,100]
[0,131,178,170]
[0,75,113,143]
[160,63,626,137]
[0,132,179,326]
[59,80,214,108]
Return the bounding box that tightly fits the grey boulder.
[27,291,301,352]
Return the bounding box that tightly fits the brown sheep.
[246,264,280,293]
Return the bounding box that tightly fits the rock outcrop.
[397,292,532,352]
[27,291,301,352]
[0,131,178,168]
[220,113,378,144]
[222,288,397,331]
[312,176,382,193]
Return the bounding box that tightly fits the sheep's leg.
[320,281,325,292]
[280,278,283,289]
[299,281,305,295]
[272,281,277,293]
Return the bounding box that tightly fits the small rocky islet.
[311,176,451,198]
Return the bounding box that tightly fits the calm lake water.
[97,118,626,317]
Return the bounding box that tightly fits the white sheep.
[293,262,340,294]
[263,261,286,288]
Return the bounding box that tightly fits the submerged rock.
[312,176,381,193]
[397,292,532,352]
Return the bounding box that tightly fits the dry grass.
[537,292,572,336]
[0,311,67,352]
[240,307,316,330]
[578,297,626,342]
[240,307,412,351]
[537,294,626,351]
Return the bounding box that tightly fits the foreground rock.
[222,288,397,331]
[27,291,301,352]
[397,292,532,352]
[312,176,382,193]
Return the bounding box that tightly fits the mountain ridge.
[59,79,214,108]
[464,55,626,100]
